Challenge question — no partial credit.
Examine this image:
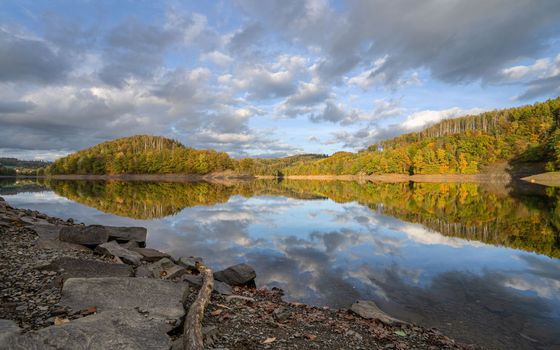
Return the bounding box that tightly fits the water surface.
[1,178,559,350]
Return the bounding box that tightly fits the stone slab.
[2,310,171,350]
[60,277,187,327]
[105,226,147,246]
[59,225,109,246]
[40,257,133,282]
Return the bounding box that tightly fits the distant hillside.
[47,135,235,175]
[46,97,560,177]
[236,154,327,176]
[283,97,560,175]
[0,157,51,176]
[0,158,51,169]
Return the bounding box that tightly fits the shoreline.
[27,171,514,184]
[0,196,479,349]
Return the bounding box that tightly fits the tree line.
[47,135,234,175]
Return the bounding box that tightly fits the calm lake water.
[1,178,560,350]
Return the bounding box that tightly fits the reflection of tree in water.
[278,181,560,259]
[46,180,238,219]
[44,179,560,257]
[0,178,48,195]
[46,179,327,220]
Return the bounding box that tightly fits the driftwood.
[183,262,214,350]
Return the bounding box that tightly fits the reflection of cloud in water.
[5,187,560,349]
[5,191,72,204]
[503,277,560,300]
[397,222,487,248]
[500,254,560,302]
[247,245,363,308]
[362,265,560,350]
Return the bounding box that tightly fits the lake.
[1,178,559,350]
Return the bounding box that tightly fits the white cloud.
[501,54,560,80]
[401,107,486,131]
[201,50,234,66]
[347,56,388,89]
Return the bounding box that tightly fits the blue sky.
[1,0,559,160]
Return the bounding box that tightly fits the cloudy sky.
[1,0,560,160]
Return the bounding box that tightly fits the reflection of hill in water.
[0,178,49,195]
[277,181,560,258]
[45,179,326,220]
[43,179,560,258]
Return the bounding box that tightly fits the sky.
[0,0,559,160]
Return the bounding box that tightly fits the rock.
[60,277,187,329]
[147,258,187,279]
[350,300,408,325]
[31,225,91,252]
[105,226,147,246]
[39,257,133,282]
[213,281,233,296]
[95,240,143,266]
[214,263,256,286]
[178,256,203,271]
[121,241,140,249]
[182,274,233,295]
[181,274,203,286]
[2,310,171,350]
[135,264,153,278]
[272,307,292,322]
[59,225,109,246]
[0,319,20,344]
[19,216,52,226]
[130,247,170,262]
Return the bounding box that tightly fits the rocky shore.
[0,196,480,349]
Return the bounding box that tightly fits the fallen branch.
[183,262,214,350]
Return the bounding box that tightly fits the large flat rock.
[2,310,171,350]
[59,225,109,246]
[105,226,147,246]
[60,277,187,327]
[40,257,134,282]
[31,224,91,252]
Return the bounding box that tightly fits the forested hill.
[46,97,560,176]
[47,135,234,175]
[282,97,560,175]
[0,158,51,176]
